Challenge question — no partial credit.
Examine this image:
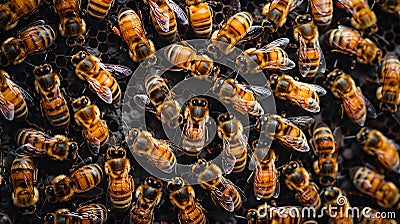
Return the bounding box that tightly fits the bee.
[54,0,87,46]
[104,146,135,211]
[235,38,295,75]
[269,73,326,113]
[164,43,214,77]
[10,155,39,214]
[45,163,104,203]
[376,54,400,113]
[71,51,127,104]
[16,128,78,161]
[256,114,313,152]
[376,0,400,16]
[248,144,280,200]
[336,0,378,36]
[293,14,326,79]
[33,64,70,129]
[87,0,114,20]
[117,9,156,64]
[127,128,177,174]
[72,96,109,155]
[247,204,308,224]
[357,208,398,224]
[0,70,33,121]
[167,177,206,224]
[181,97,210,157]
[144,0,188,40]
[129,176,163,224]
[192,158,245,212]
[282,161,321,209]
[185,0,213,38]
[0,23,56,66]
[326,69,377,126]
[351,166,399,209]
[217,113,248,174]
[0,0,41,31]
[211,77,270,116]
[44,203,108,224]
[0,212,12,224]
[322,186,353,224]
[261,0,303,33]
[356,127,400,174]
[325,26,382,64]
[309,0,333,27]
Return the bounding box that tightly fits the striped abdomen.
[108,176,134,210]
[10,156,35,188]
[326,28,360,56]
[20,25,56,56]
[188,3,212,37]
[151,2,177,39]
[0,0,41,30]
[70,164,103,193]
[228,136,247,173]
[0,82,28,120]
[87,0,114,20]
[312,123,335,154]
[309,0,333,27]
[296,184,321,208]
[54,0,80,17]
[298,45,321,78]
[93,70,121,103]
[254,159,279,200]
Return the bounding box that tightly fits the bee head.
[269,73,280,90]
[262,20,277,33]
[364,23,378,36]
[167,177,184,192]
[71,51,88,66]
[66,35,85,47]
[71,96,91,111]
[247,209,258,222]
[192,158,208,174]
[356,127,370,144]
[235,55,247,74]
[44,213,55,224]
[33,64,53,76]
[106,146,126,159]
[283,161,299,175]
[323,186,341,201]
[295,14,313,24]
[145,176,163,189]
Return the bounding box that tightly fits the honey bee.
[269,73,326,113]
[167,177,206,224]
[54,0,87,46]
[0,23,56,66]
[248,144,280,200]
[72,96,109,155]
[322,186,353,224]
[235,38,295,75]
[336,0,378,36]
[129,176,163,224]
[117,9,156,64]
[16,128,78,161]
[356,127,400,174]
[257,114,313,152]
[87,0,114,20]
[45,163,104,203]
[44,203,108,224]
[144,0,188,40]
[0,212,12,224]
[261,0,303,33]
[282,161,321,209]
[376,54,400,113]
[127,128,177,174]
[357,208,398,224]
[33,64,70,129]
[326,69,377,126]
[217,113,248,174]
[309,0,333,27]
[0,0,41,31]
[247,204,310,224]
[104,146,135,211]
[293,14,326,79]
[376,0,400,16]
[185,0,213,38]
[10,155,39,214]
[192,159,245,212]
[71,51,132,104]
[0,70,33,121]
[325,26,382,64]
[351,166,399,209]
[164,43,214,77]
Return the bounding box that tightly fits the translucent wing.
[316,39,326,74]
[273,179,280,198]
[310,84,327,96]
[291,0,305,11]
[133,94,151,110]
[99,63,133,77]
[263,38,290,49]
[237,26,264,45]
[375,150,400,174]
[363,95,378,118]
[234,99,264,116]
[281,59,296,70]
[168,0,188,25]
[149,0,171,32]
[87,77,113,104]
[222,138,236,174]
[298,35,312,77]
[0,92,14,120]
[285,116,315,129]
[224,177,247,202]
[236,84,273,98]
[211,186,234,212]
[64,210,104,222]
[279,134,310,152]
[7,78,34,106]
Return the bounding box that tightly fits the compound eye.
[34,68,41,76]
[77,37,84,44]
[298,18,304,23]
[70,143,77,150]
[80,52,87,59]
[292,163,298,169]
[44,64,51,73]
[284,168,292,174]
[201,100,207,107]
[45,214,54,223]
[82,98,88,105]
[307,16,312,22]
[67,38,75,46]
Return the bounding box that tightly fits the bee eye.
[67,38,75,46]
[44,65,51,73]
[284,168,292,174]
[201,100,207,107]
[336,70,342,75]
[82,97,88,105]
[307,16,312,22]
[77,37,84,44]
[292,163,298,169]
[70,143,77,150]
[80,52,87,59]
[45,214,54,223]
[298,18,304,23]
[249,211,257,218]
[34,68,41,76]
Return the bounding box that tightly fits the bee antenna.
[373,34,390,47]
[234,215,248,220]
[24,61,36,68]
[391,114,400,127]
[343,135,356,140]
[370,0,376,9]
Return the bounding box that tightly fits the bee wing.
[222,138,236,174]
[280,134,310,152]
[374,150,400,174]
[363,95,378,119]
[0,92,14,121]
[99,63,133,77]
[292,0,305,11]
[87,77,113,104]
[159,139,185,157]
[133,94,151,110]
[64,210,104,222]
[211,186,235,212]
[285,116,315,129]
[223,177,247,202]
[236,84,273,98]
[167,0,189,25]
[237,26,264,45]
[288,95,320,113]
[316,39,326,74]
[263,38,290,49]
[310,84,327,96]
[6,78,34,106]
[234,99,264,116]
[149,0,171,32]
[298,35,312,77]
[273,179,280,198]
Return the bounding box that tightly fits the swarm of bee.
[0,0,399,223]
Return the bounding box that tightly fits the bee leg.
[391,113,400,127]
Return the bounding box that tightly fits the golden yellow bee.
[72,96,109,155]
[262,0,302,33]
[167,177,206,224]
[247,204,314,224]
[376,0,400,16]
[0,212,12,224]
[104,146,135,211]
[16,128,78,161]
[10,155,39,214]
[326,69,377,126]
[325,26,382,64]
[357,208,398,224]
[269,73,326,113]
[129,176,163,224]
[44,204,108,224]
[0,0,41,30]
[293,14,326,79]
[127,128,177,173]
[33,64,70,129]
[356,127,400,173]
[336,0,378,35]
[309,0,333,27]
[185,0,213,38]
[282,161,321,209]
[322,186,353,224]
[193,158,245,212]
[54,0,87,46]
[45,163,104,203]
[376,54,400,113]
[236,38,295,75]
[1,23,56,66]
[87,0,114,20]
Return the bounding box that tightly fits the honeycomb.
[0,0,398,223]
